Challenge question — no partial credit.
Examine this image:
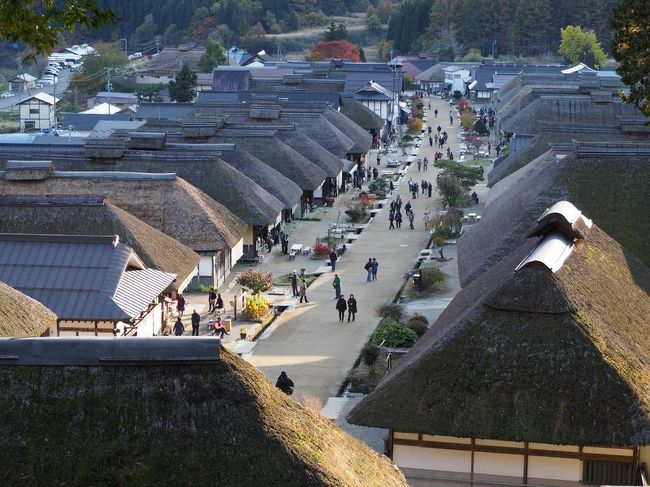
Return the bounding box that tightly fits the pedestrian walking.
[388,209,395,229]
[376,153,381,166]
[389,180,395,192]
[421,180,427,194]
[336,295,347,322]
[487,142,491,154]
[176,294,186,318]
[437,125,441,134]
[191,309,200,336]
[423,157,428,170]
[347,294,357,322]
[329,249,338,271]
[450,114,453,125]
[216,292,224,310]
[428,181,433,198]
[291,271,299,297]
[332,274,341,299]
[208,287,217,313]
[417,158,422,171]
[372,167,379,180]
[409,210,415,229]
[395,210,402,228]
[299,279,308,303]
[364,258,373,282]
[371,258,379,281]
[429,136,433,147]
[276,371,294,395]
[405,201,412,215]
[434,108,438,118]
[173,317,185,336]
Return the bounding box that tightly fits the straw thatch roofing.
[320,107,372,154]
[219,147,302,209]
[340,97,385,131]
[0,281,56,337]
[214,128,327,191]
[0,196,200,287]
[0,171,246,253]
[0,344,407,486]
[275,129,343,178]
[500,95,640,136]
[349,216,650,446]
[461,148,650,285]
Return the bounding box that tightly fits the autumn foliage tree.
[307,40,361,62]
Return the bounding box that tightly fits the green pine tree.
[168,63,197,102]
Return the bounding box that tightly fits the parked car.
[128,52,143,60]
[0,91,14,98]
[38,78,54,85]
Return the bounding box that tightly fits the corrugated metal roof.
[0,235,172,322]
[114,269,176,317]
[0,337,220,365]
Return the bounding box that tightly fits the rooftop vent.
[5,160,54,181]
[515,231,574,273]
[527,201,593,241]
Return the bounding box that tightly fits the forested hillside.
[389,0,620,57]
[87,0,374,49]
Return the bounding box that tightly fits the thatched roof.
[320,107,373,154]
[219,147,302,209]
[501,95,640,135]
[349,211,650,446]
[0,282,56,337]
[0,341,407,486]
[0,196,200,287]
[275,129,343,178]
[214,128,327,191]
[462,148,650,285]
[340,97,385,131]
[0,170,246,253]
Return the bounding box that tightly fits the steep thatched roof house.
[340,97,385,134]
[0,281,57,337]
[0,163,246,287]
[0,195,200,290]
[349,202,650,486]
[460,143,650,286]
[0,234,176,336]
[0,338,408,486]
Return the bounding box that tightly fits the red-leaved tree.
[307,40,361,62]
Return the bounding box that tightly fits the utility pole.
[106,69,113,115]
[155,36,161,55]
[120,38,128,55]
[492,40,497,58]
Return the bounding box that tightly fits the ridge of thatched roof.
[0,171,246,253]
[219,147,302,209]
[462,149,650,285]
[0,281,56,337]
[340,97,385,131]
[0,196,200,287]
[214,128,327,191]
[349,216,650,446]
[0,343,407,486]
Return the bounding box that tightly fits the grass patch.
[273,273,317,287]
[403,266,446,298]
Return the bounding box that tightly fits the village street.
[230,96,464,405]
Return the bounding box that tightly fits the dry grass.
[0,282,56,336]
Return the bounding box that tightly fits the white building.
[18,93,59,131]
[353,80,396,126]
[443,65,471,94]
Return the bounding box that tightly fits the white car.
[128,52,143,60]
[38,78,54,85]
[0,91,13,98]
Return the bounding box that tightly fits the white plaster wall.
[198,255,213,277]
[393,445,471,473]
[474,452,524,477]
[528,456,581,481]
[231,239,244,264]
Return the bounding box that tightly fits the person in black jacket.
[347,294,357,322]
[191,310,200,336]
[276,371,294,395]
[336,295,347,322]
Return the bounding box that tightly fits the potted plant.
[240,328,247,340]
